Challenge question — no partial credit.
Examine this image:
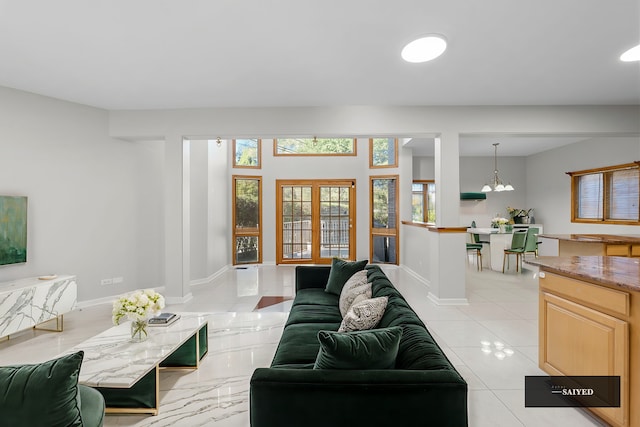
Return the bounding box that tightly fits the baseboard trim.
[399,264,430,289]
[190,265,230,287]
[427,293,469,306]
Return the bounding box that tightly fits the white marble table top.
[61,312,209,388]
[0,274,74,292]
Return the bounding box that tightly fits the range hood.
[460,192,487,200]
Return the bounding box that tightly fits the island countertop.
[538,234,640,244]
[526,255,640,292]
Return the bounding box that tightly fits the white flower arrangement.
[491,217,510,227]
[112,289,165,325]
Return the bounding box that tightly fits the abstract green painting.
[0,196,27,266]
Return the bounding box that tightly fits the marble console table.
[0,275,77,339]
[61,313,209,415]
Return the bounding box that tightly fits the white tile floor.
[0,263,609,426]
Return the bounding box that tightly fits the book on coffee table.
[148,312,180,326]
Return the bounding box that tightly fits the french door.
[276,179,355,264]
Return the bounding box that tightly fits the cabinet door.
[540,292,629,426]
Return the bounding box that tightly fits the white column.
[428,132,468,304]
[163,135,192,304]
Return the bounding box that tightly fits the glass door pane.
[281,185,312,260]
[319,185,351,259]
[371,176,398,264]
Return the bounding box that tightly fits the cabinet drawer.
[540,272,629,317]
[631,245,640,257]
[606,244,630,257]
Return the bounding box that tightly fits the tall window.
[274,138,356,156]
[568,162,639,224]
[412,180,436,223]
[233,139,261,168]
[232,176,262,264]
[370,175,399,264]
[369,138,398,168]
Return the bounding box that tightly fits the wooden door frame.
[276,179,356,264]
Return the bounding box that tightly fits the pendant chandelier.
[481,143,514,192]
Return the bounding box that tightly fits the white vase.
[499,224,506,233]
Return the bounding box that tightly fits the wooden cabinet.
[607,244,631,257]
[540,272,633,426]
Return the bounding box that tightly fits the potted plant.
[507,207,533,224]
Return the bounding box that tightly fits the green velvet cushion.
[313,327,403,369]
[292,289,340,308]
[324,258,368,296]
[271,322,341,367]
[0,351,85,427]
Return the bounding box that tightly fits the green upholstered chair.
[467,224,484,271]
[523,227,540,259]
[502,230,528,273]
[471,220,490,245]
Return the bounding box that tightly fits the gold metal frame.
[33,314,64,332]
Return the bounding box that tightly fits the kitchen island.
[526,256,640,427]
[539,234,640,257]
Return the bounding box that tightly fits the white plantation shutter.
[572,163,639,223]
[608,168,639,220]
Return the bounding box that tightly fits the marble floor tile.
[493,389,609,427]
[468,390,525,427]
[452,346,546,390]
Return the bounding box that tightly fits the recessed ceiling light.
[620,44,640,62]
[401,35,447,63]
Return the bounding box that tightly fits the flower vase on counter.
[130,319,149,342]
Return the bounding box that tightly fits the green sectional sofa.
[250,264,468,427]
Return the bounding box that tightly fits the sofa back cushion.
[0,351,85,427]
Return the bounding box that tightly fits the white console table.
[0,275,77,339]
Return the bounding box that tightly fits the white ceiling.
[0,1,638,155]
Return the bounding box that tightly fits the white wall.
[189,139,230,282]
[0,87,164,301]
[527,136,640,234]
[414,155,528,227]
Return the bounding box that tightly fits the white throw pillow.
[338,270,370,317]
[338,296,388,332]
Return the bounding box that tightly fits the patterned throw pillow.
[338,296,388,332]
[338,270,371,317]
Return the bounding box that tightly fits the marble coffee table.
[61,312,209,415]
